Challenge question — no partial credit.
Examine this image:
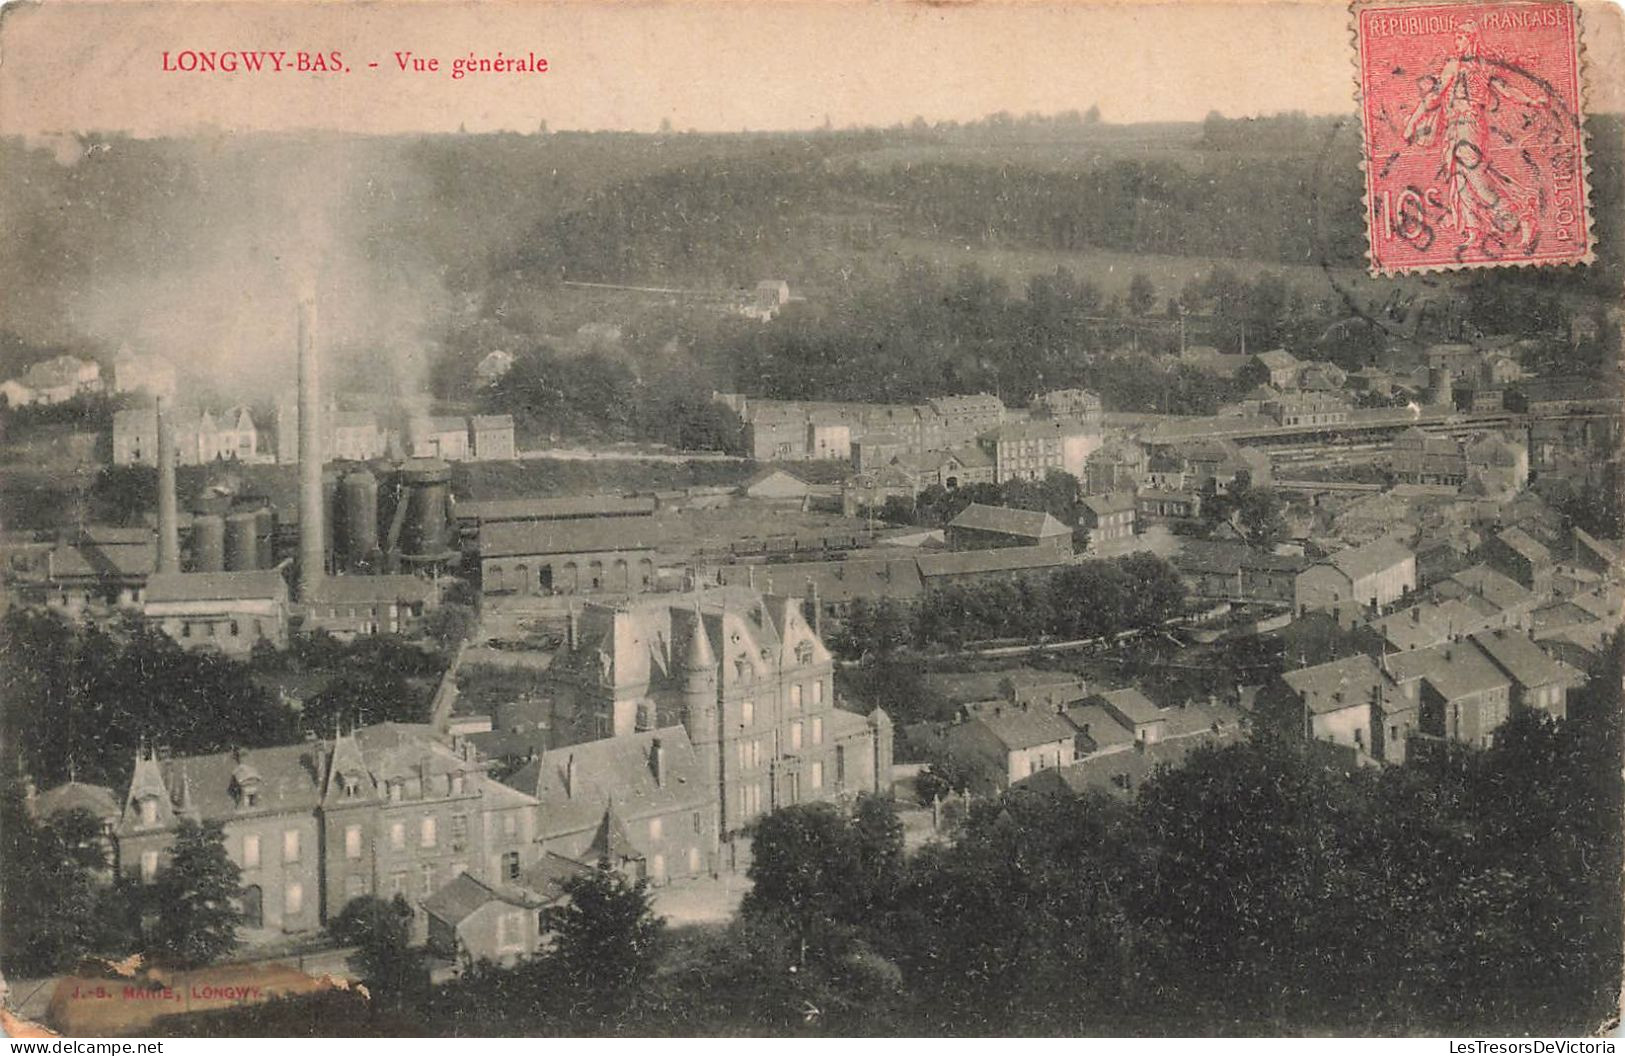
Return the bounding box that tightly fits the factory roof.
[457,494,651,525]
[144,570,287,603]
[715,557,924,604]
[916,545,1073,579]
[479,518,660,559]
[1094,688,1163,726]
[304,574,436,605]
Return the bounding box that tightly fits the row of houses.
[1261,627,1582,765]
[911,686,1246,798]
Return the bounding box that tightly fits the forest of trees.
[0,610,454,791]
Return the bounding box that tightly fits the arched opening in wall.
[240,884,263,928]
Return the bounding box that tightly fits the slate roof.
[1321,537,1414,583]
[1062,704,1136,751]
[519,852,595,902]
[948,503,1071,540]
[1494,526,1553,567]
[1254,349,1299,370]
[1096,688,1162,726]
[1082,492,1136,517]
[1470,630,1583,690]
[1450,564,1538,613]
[968,709,1077,751]
[144,570,287,603]
[479,518,659,558]
[504,726,710,843]
[423,873,537,928]
[1281,654,1388,715]
[47,542,155,580]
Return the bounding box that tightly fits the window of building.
[229,620,240,637]
[140,797,158,826]
[283,829,301,864]
[141,850,159,883]
[742,697,754,725]
[389,872,407,896]
[649,816,663,841]
[812,716,823,745]
[451,772,465,795]
[789,684,802,709]
[420,864,435,896]
[836,746,846,784]
[451,814,468,852]
[284,881,303,916]
[345,825,362,860]
[813,681,824,705]
[345,874,366,902]
[242,833,260,869]
[181,622,192,638]
[692,810,704,834]
[688,846,702,874]
[390,821,406,850]
[388,781,402,803]
[790,721,803,751]
[421,816,437,848]
[810,761,823,790]
[504,850,521,880]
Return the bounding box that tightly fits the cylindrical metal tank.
[254,507,276,570]
[342,470,380,569]
[398,458,455,561]
[224,511,258,572]
[1427,367,1451,406]
[190,512,225,573]
[321,469,340,575]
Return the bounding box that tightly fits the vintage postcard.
[0,0,1621,1042]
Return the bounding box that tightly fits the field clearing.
[858,237,1404,305]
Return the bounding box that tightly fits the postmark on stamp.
[1353,0,1592,275]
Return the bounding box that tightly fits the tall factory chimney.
[155,396,181,574]
[297,296,325,600]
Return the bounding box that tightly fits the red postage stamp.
[1353,0,1592,275]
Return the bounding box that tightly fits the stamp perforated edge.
[1349,0,1598,277]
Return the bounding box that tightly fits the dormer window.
[140,796,158,826]
[341,774,361,799]
[451,772,466,795]
[388,781,402,803]
[795,642,814,666]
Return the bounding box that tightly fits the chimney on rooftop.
[155,397,180,574]
[651,737,666,787]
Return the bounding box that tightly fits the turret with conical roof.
[118,746,176,835]
[678,602,722,847]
